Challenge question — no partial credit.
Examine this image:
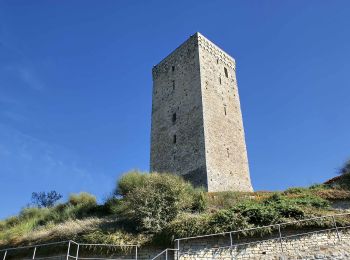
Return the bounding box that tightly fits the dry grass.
[0,218,104,247]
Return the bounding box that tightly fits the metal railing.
[150,248,179,260]
[170,212,350,258]
[0,240,138,260]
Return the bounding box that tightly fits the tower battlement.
[150,33,253,192]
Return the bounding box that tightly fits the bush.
[103,197,123,214]
[275,203,304,219]
[340,160,350,175]
[164,210,250,239]
[19,207,51,222]
[162,213,209,239]
[284,187,308,195]
[208,209,250,233]
[191,189,207,212]
[235,202,281,226]
[291,195,329,209]
[116,171,147,196]
[119,171,200,233]
[309,183,328,190]
[69,192,97,207]
[4,216,20,227]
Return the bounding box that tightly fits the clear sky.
[0,1,349,219]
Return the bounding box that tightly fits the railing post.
[165,249,168,260]
[229,231,234,260]
[277,224,283,252]
[66,241,71,260]
[176,239,180,260]
[32,247,37,259]
[3,251,7,260]
[332,216,341,241]
[75,244,79,260]
[135,246,138,260]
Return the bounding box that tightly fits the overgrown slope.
[1,171,350,249]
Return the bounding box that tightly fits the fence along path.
[0,240,138,260]
[1,212,350,260]
[152,212,350,259]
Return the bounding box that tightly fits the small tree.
[340,159,350,175]
[31,191,62,208]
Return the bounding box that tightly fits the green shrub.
[275,203,304,219]
[163,213,209,238]
[103,197,123,214]
[284,187,308,195]
[191,189,207,212]
[69,192,97,206]
[119,172,199,233]
[291,195,329,209]
[340,160,350,175]
[4,216,20,227]
[116,171,147,196]
[0,220,5,231]
[163,209,250,242]
[207,209,250,233]
[309,183,328,190]
[235,202,280,226]
[19,207,51,220]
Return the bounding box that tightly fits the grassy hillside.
[1,171,350,249]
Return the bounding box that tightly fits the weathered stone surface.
[150,32,253,192]
[174,229,350,260]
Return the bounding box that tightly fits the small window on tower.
[219,77,221,85]
[172,66,175,72]
[172,113,176,124]
[172,80,175,90]
[224,106,227,115]
[173,135,177,144]
[224,67,228,78]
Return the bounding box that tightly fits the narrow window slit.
[172,113,176,124]
[224,67,228,78]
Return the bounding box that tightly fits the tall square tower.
[150,32,253,192]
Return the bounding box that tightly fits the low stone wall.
[2,229,350,259]
[331,200,350,211]
[176,229,350,260]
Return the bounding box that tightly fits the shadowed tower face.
[150,32,253,192]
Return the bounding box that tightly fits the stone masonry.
[150,32,253,192]
[174,229,350,260]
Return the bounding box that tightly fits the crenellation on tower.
[150,32,253,192]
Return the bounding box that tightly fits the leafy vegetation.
[340,159,350,176]
[116,171,206,233]
[31,191,62,208]
[1,170,350,249]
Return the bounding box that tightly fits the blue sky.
[0,1,349,219]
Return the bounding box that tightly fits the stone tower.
[150,32,253,192]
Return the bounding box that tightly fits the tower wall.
[150,33,253,192]
[150,35,208,187]
[198,34,252,192]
